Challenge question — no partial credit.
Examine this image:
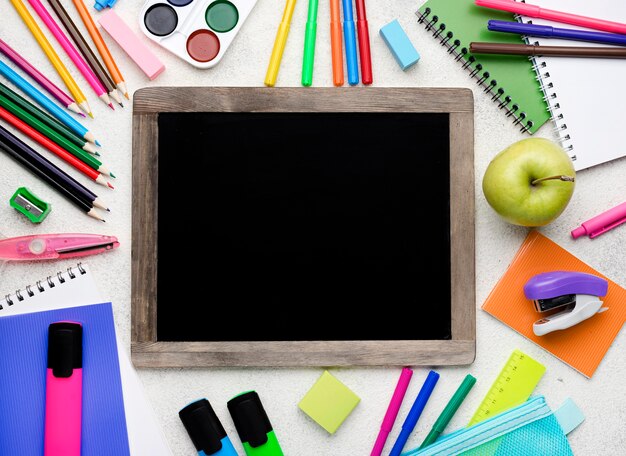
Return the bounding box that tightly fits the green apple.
[482,138,575,227]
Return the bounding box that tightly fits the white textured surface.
[1,1,625,455]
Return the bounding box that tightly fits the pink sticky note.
[98,10,165,80]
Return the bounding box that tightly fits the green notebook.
[416,0,549,134]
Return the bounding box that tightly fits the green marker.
[301,0,319,87]
[419,374,477,449]
[227,391,284,456]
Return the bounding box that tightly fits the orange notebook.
[482,231,626,378]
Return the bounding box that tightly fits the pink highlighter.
[45,322,83,456]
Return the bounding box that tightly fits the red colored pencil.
[0,106,112,188]
[355,0,373,84]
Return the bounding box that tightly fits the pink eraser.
[98,10,165,80]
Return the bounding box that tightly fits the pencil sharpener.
[10,187,51,224]
[524,271,609,336]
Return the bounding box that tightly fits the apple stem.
[531,175,575,185]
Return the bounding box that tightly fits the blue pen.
[180,399,239,456]
[341,0,359,85]
[488,20,626,47]
[0,59,97,145]
[389,370,440,456]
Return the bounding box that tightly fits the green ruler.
[468,349,546,426]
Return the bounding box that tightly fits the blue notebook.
[0,302,131,455]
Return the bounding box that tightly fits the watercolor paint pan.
[139,0,257,69]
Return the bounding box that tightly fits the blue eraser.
[94,0,117,11]
[380,20,420,70]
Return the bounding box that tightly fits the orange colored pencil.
[72,0,128,99]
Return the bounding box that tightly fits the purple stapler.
[524,271,609,336]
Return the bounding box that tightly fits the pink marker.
[27,0,113,109]
[45,322,83,456]
[475,0,626,35]
[572,201,626,239]
[371,367,413,456]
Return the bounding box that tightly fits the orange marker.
[72,0,129,99]
[330,0,344,86]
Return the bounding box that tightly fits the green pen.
[419,374,477,449]
[301,0,319,86]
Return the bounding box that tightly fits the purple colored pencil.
[0,38,83,117]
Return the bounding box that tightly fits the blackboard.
[132,88,475,367]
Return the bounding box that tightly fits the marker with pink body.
[45,322,83,456]
[371,367,413,456]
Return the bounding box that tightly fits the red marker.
[355,0,373,85]
[45,322,83,456]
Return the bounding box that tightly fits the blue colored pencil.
[341,0,359,85]
[0,59,98,144]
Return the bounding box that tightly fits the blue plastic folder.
[0,303,130,455]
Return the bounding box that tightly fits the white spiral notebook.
[0,263,172,456]
[518,0,626,171]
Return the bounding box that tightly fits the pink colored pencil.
[0,38,83,116]
[27,0,113,110]
[371,367,413,456]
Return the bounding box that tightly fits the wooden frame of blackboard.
[131,87,475,367]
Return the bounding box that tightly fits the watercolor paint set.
[139,0,256,68]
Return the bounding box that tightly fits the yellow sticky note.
[298,370,360,434]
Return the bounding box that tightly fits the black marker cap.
[179,399,227,455]
[47,322,82,378]
[227,391,272,448]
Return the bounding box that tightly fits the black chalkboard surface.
[131,87,475,367]
[157,113,451,341]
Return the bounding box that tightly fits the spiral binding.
[0,263,86,311]
[416,7,535,134]
[514,15,575,162]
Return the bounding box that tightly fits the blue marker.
[0,60,96,144]
[179,399,239,456]
[341,0,359,85]
[389,370,440,456]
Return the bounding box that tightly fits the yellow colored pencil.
[9,0,93,117]
[265,0,298,87]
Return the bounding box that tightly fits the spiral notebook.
[518,0,626,170]
[416,0,550,134]
[0,263,172,456]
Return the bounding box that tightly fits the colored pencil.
[0,63,99,145]
[302,0,319,86]
[72,0,128,99]
[265,0,297,87]
[27,0,113,109]
[0,39,82,116]
[355,0,373,85]
[46,0,123,107]
[0,106,113,188]
[330,0,344,86]
[0,82,98,155]
[0,124,107,220]
[9,0,93,117]
[0,97,112,178]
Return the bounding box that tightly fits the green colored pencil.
[0,82,98,155]
[0,94,112,177]
[301,0,319,86]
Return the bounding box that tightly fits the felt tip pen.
[341,0,359,85]
[45,322,83,456]
[355,0,372,84]
[371,367,413,456]
[419,374,476,449]
[488,20,626,47]
[228,391,284,456]
[301,0,319,86]
[180,399,238,456]
[572,201,626,239]
[389,370,440,456]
